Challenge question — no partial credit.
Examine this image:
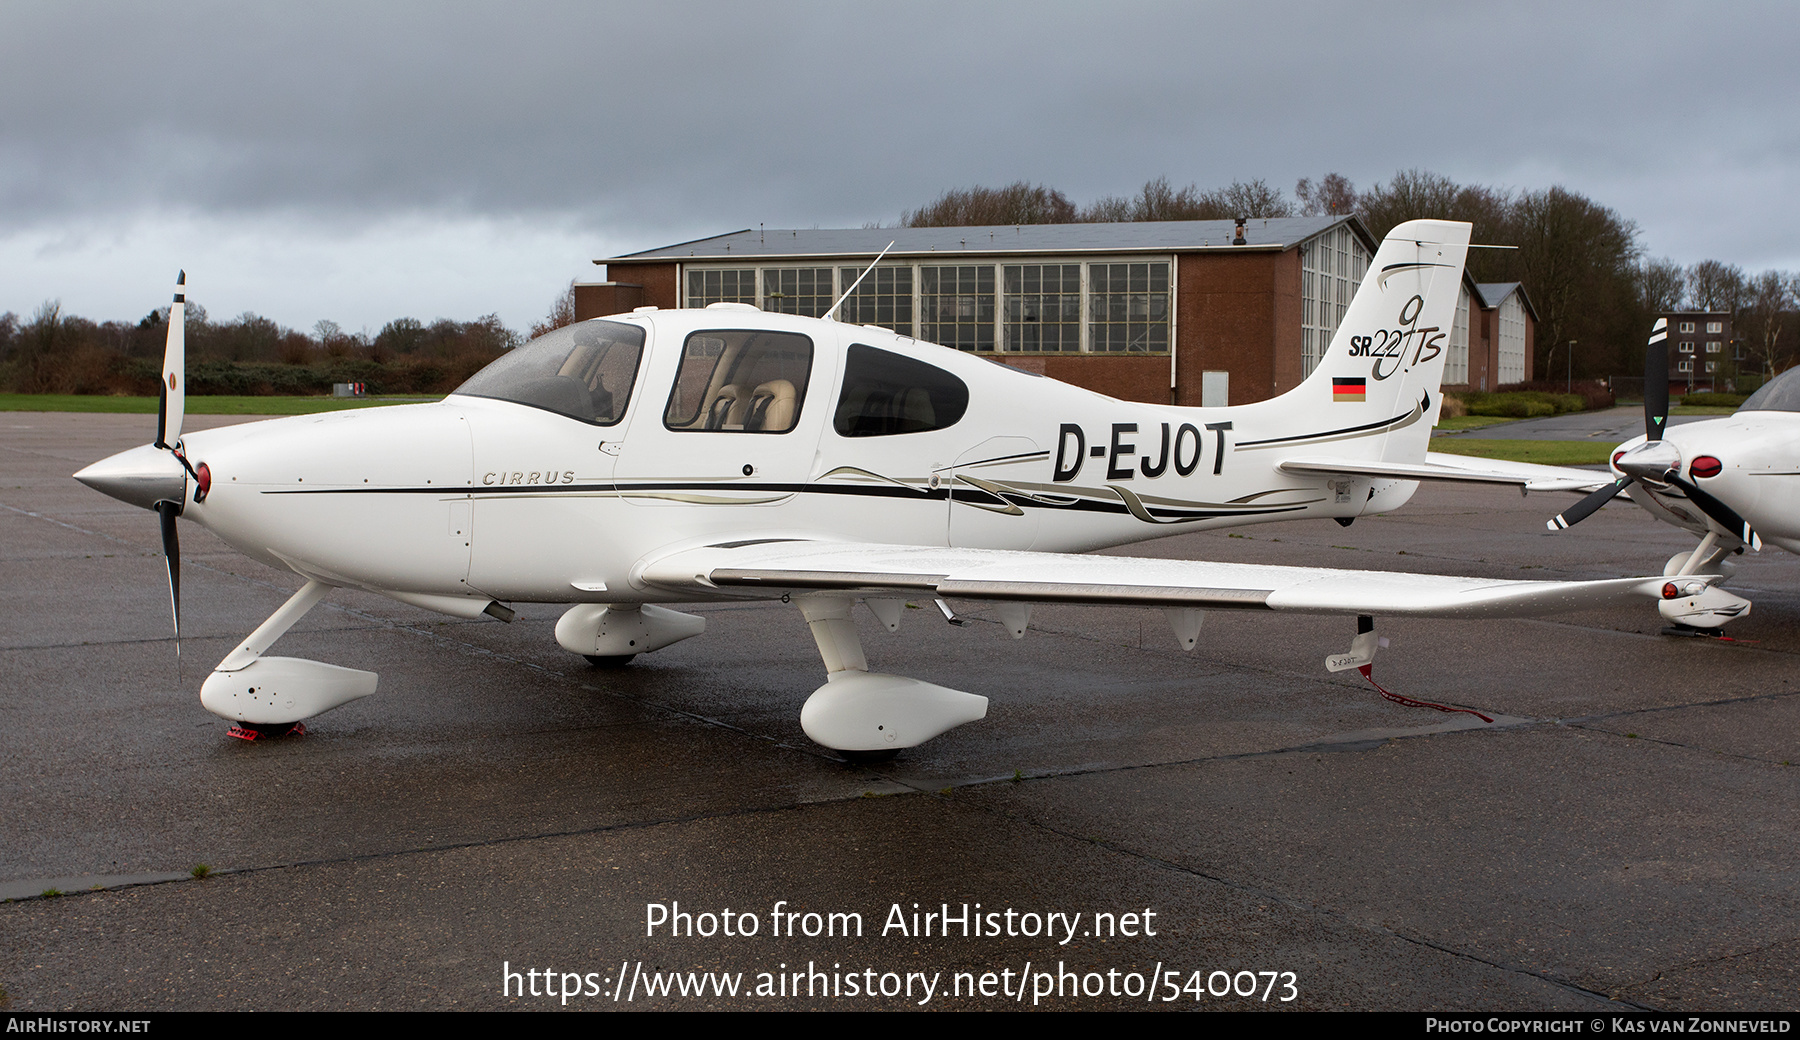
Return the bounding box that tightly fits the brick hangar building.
[578,217,1535,407]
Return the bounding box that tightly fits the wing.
[639,540,1691,619]
[1276,452,1612,494]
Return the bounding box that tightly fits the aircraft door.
[462,320,648,599]
[948,435,1042,549]
[617,326,828,508]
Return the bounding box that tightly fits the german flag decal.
[1332,377,1366,402]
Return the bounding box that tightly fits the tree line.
[0,302,521,396]
[899,172,1798,384]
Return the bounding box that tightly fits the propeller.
[1547,318,1668,531]
[1546,317,1760,550]
[156,273,189,659]
[73,271,190,660]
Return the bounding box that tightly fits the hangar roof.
[1475,281,1540,320]
[605,215,1371,263]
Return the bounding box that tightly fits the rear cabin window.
[833,343,969,437]
[663,329,813,433]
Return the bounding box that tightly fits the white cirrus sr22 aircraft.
[75,221,1704,756]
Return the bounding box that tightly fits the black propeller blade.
[156,499,181,659]
[1547,476,1632,531]
[1665,472,1761,551]
[1645,318,1668,443]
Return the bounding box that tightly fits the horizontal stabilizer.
[1279,453,1611,494]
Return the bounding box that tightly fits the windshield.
[1737,367,1800,413]
[454,320,644,424]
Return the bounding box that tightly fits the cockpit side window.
[663,329,814,433]
[1738,367,1800,413]
[833,343,969,437]
[453,320,644,425]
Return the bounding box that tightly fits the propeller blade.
[1547,476,1632,531]
[1666,473,1762,551]
[156,499,181,657]
[1645,318,1668,443]
[155,271,186,450]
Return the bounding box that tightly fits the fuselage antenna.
[823,240,896,322]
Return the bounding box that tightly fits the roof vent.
[1233,218,1248,245]
[705,302,761,312]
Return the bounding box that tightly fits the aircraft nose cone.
[73,444,187,512]
[1616,440,1681,485]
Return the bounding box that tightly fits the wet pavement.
[3,411,1798,1011]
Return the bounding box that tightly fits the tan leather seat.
[705,384,747,429]
[746,379,797,432]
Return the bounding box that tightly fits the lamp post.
[1565,339,1577,393]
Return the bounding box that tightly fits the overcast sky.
[4,1,1797,333]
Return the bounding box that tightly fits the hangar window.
[664,329,813,433]
[833,344,968,437]
[920,265,996,351]
[1003,264,1081,352]
[836,266,913,333]
[453,319,643,425]
[761,268,835,317]
[1300,223,1369,375]
[1089,262,1170,352]
[688,269,757,307]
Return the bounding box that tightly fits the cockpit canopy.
[453,320,644,425]
[1737,367,1800,413]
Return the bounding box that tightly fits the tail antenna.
[823,241,896,322]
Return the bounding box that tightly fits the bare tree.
[1081,177,1292,222]
[1294,173,1358,216]
[1738,269,1797,376]
[1507,186,1641,380]
[1081,177,1207,221]
[1356,170,1512,260]
[1636,257,1687,312]
[1686,260,1747,315]
[530,281,578,340]
[1204,178,1293,219]
[901,182,1077,226]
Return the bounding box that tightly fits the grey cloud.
[2,0,1799,319]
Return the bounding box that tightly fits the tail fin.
[1289,219,1470,464]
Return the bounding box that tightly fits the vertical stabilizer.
[1284,220,1470,463]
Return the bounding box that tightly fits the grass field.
[1428,439,1614,465]
[0,394,438,415]
[1433,415,1518,432]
